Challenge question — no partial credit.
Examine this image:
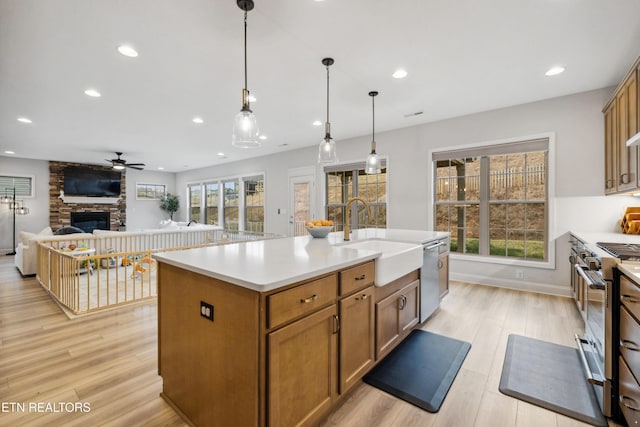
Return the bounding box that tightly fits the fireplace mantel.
[59,194,121,205]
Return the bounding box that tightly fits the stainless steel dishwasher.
[420,237,449,322]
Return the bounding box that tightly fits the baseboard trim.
[450,272,571,297]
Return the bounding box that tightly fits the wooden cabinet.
[375,277,419,359]
[617,72,638,192]
[438,252,449,299]
[339,285,375,394]
[604,102,618,193]
[604,56,640,194]
[268,304,338,427]
[158,259,418,427]
[618,273,640,425]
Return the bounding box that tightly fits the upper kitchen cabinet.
[604,56,640,194]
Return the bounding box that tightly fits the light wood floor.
[0,255,617,426]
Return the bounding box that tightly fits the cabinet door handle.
[356,294,369,301]
[620,173,632,185]
[398,295,407,310]
[332,315,340,334]
[300,294,318,304]
[621,294,639,304]
[621,339,640,351]
[620,395,640,411]
[605,179,614,189]
[355,274,367,281]
[438,260,443,269]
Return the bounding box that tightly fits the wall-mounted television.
[63,166,121,197]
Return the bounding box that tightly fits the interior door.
[288,170,316,236]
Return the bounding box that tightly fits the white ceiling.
[1,0,640,172]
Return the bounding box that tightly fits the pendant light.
[365,91,381,174]
[318,57,337,164]
[232,0,260,148]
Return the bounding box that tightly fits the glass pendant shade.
[232,107,259,148]
[365,90,381,174]
[232,1,260,149]
[365,149,381,174]
[318,57,337,164]
[318,136,337,164]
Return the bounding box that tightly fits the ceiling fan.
[106,152,145,170]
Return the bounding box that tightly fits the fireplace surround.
[70,211,110,233]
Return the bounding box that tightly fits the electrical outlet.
[515,270,524,280]
[200,301,214,322]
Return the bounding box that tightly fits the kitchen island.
[153,229,448,427]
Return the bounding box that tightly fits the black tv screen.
[63,166,121,196]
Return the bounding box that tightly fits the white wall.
[176,87,637,296]
[124,169,177,231]
[0,157,50,252]
[0,156,177,251]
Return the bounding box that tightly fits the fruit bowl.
[305,220,334,238]
[306,226,333,238]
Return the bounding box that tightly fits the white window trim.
[186,171,266,231]
[135,182,166,200]
[428,132,556,269]
[0,173,36,198]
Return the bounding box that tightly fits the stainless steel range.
[569,236,618,417]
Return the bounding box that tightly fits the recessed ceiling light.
[217,152,225,156]
[17,117,32,123]
[117,44,139,58]
[312,120,322,126]
[545,66,565,76]
[259,135,267,140]
[248,95,257,103]
[157,166,165,170]
[4,150,15,154]
[392,69,408,79]
[84,89,101,97]
[192,117,204,124]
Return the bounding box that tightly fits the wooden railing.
[36,229,283,316]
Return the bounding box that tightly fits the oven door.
[575,264,611,417]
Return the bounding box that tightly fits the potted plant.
[160,193,180,221]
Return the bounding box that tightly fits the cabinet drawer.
[621,305,640,382]
[621,275,640,321]
[340,262,374,296]
[619,355,640,426]
[268,275,337,329]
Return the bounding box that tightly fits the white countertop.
[617,262,640,283]
[570,231,640,245]
[153,228,449,292]
[327,228,449,245]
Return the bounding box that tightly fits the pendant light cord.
[244,10,248,95]
[372,95,375,142]
[326,65,330,124]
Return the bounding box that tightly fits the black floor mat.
[363,329,471,412]
[499,334,607,426]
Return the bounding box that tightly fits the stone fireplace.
[49,161,126,232]
[70,211,110,233]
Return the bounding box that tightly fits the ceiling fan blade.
[126,162,145,167]
[126,164,145,170]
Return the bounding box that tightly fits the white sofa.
[15,227,93,276]
[15,224,221,276]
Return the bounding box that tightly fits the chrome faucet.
[343,197,371,241]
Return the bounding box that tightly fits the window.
[136,183,166,199]
[188,184,201,222]
[0,175,33,198]
[325,162,387,231]
[223,180,240,231]
[433,138,549,261]
[188,173,265,231]
[204,182,219,225]
[244,176,264,232]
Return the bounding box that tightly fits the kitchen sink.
[340,239,423,286]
